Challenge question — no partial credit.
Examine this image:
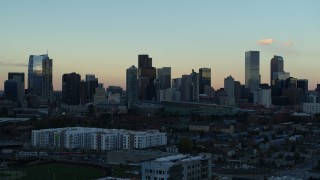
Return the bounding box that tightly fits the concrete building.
[258,88,272,108]
[141,153,212,180]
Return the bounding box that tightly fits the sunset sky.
[0,1,319,90]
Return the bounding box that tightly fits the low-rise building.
[141,153,212,180]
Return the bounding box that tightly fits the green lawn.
[15,163,105,180]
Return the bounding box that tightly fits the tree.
[179,137,193,153]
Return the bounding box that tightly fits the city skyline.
[0,1,319,90]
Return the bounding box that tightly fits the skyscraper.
[245,51,260,92]
[157,67,171,90]
[199,68,211,94]
[62,73,81,105]
[224,75,235,105]
[4,80,18,102]
[28,54,53,101]
[8,72,25,105]
[138,55,152,68]
[138,54,156,100]
[180,70,199,102]
[270,55,284,85]
[126,65,138,108]
[86,74,98,103]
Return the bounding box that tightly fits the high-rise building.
[62,73,81,105]
[157,67,171,89]
[180,70,199,102]
[199,68,211,94]
[224,75,235,105]
[191,70,199,102]
[42,58,53,101]
[270,55,284,85]
[93,84,107,104]
[138,55,156,100]
[297,79,308,94]
[107,86,123,96]
[85,74,98,103]
[4,80,18,102]
[28,54,53,101]
[138,54,152,68]
[79,80,87,105]
[8,72,25,105]
[126,65,138,108]
[245,51,260,92]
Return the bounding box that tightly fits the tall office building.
[8,72,25,105]
[180,70,199,102]
[126,65,138,108]
[42,58,53,101]
[199,68,211,94]
[191,70,199,102]
[138,54,156,100]
[138,55,152,68]
[28,54,53,101]
[245,51,260,92]
[180,75,192,102]
[224,75,235,105]
[79,80,87,105]
[4,80,18,102]
[157,67,171,89]
[270,55,284,85]
[85,74,98,103]
[62,73,81,105]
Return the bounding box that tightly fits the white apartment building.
[32,127,167,151]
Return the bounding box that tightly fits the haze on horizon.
[0,1,319,91]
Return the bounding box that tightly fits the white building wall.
[32,127,167,151]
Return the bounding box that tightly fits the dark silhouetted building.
[157,67,171,90]
[62,73,81,105]
[4,80,18,102]
[138,55,156,100]
[199,68,211,95]
[126,65,138,108]
[138,55,152,68]
[86,74,98,103]
[8,72,25,105]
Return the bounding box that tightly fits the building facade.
[32,127,167,151]
[8,72,25,105]
[62,72,81,105]
[141,153,212,180]
[28,54,53,101]
[126,65,138,108]
[245,51,260,92]
[199,68,211,95]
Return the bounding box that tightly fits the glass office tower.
[245,51,260,92]
[28,54,53,101]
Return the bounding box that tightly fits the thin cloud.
[282,42,293,47]
[257,38,275,45]
[256,39,299,57]
[0,62,28,67]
